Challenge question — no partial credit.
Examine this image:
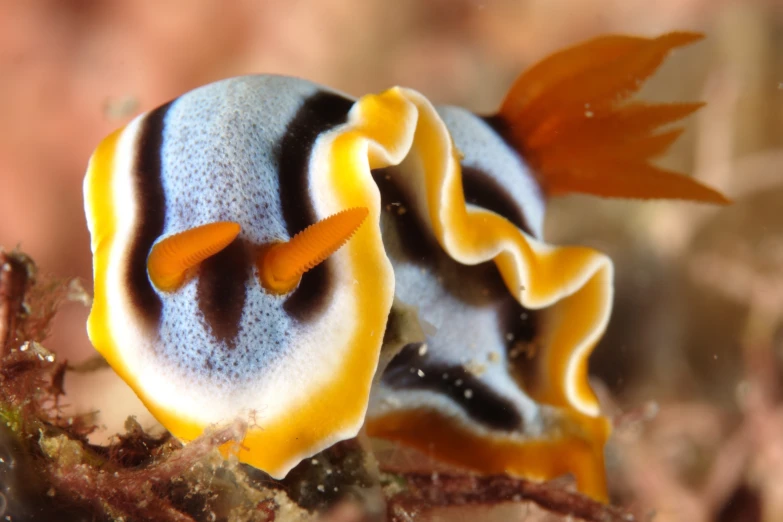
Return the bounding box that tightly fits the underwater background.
[1,1,782,520]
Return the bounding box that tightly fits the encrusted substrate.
[0,249,628,522]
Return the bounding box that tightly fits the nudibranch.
[83,32,727,498]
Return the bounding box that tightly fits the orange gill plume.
[147,221,242,292]
[498,31,730,204]
[258,207,369,294]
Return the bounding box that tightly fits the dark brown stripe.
[372,167,437,264]
[499,299,538,347]
[126,102,171,325]
[383,343,523,432]
[375,167,540,430]
[481,114,519,155]
[461,165,534,236]
[196,237,250,349]
[498,295,542,394]
[277,91,354,321]
[374,167,531,306]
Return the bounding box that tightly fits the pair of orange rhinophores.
[147,207,369,294]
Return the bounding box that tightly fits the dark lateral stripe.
[278,91,355,236]
[372,168,437,264]
[196,237,249,349]
[125,102,171,325]
[278,91,355,322]
[383,343,523,432]
[374,167,530,307]
[461,166,534,236]
[481,114,519,155]
[499,297,538,346]
[498,294,542,394]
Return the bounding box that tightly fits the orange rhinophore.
[258,207,369,293]
[148,221,241,292]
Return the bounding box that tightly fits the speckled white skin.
[368,194,551,438]
[374,90,613,417]
[437,106,546,239]
[367,106,548,432]
[103,76,361,426]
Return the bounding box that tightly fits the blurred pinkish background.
[2,1,783,519]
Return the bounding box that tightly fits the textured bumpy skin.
[84,32,725,500]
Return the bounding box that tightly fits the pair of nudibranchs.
[84,32,727,501]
